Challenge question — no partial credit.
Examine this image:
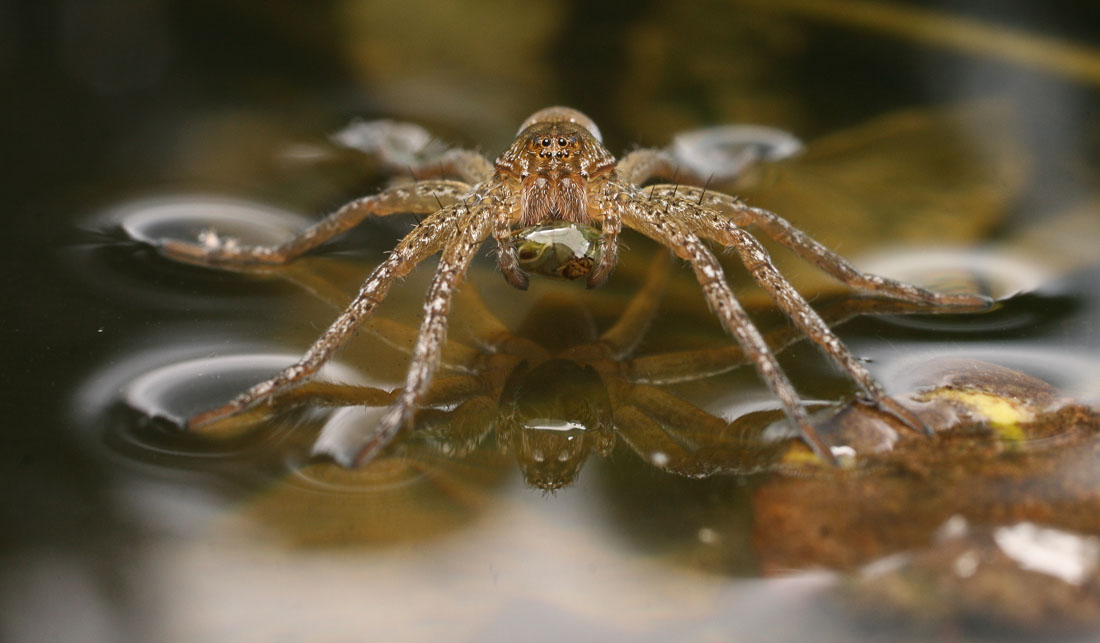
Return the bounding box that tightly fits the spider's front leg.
[160,180,471,266]
[647,185,991,308]
[353,199,497,465]
[187,204,462,431]
[618,197,837,463]
[736,202,991,307]
[716,222,933,435]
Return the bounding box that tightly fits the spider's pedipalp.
[586,205,621,289]
[492,202,529,290]
[617,194,836,463]
[160,180,471,266]
[353,199,497,465]
[187,203,464,431]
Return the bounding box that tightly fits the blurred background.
[3,1,1100,640]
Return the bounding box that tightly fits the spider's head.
[496,107,617,227]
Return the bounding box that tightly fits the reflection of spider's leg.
[451,285,548,362]
[419,395,499,457]
[615,401,783,477]
[198,373,490,440]
[716,219,931,436]
[620,200,835,463]
[161,180,470,266]
[452,282,512,343]
[187,204,461,431]
[591,250,671,359]
[654,186,989,307]
[227,258,485,371]
[624,297,955,384]
[354,204,495,465]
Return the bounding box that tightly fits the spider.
[160,106,988,465]
[192,234,953,489]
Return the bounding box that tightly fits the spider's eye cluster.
[533,135,577,159]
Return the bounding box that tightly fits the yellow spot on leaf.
[925,388,1034,442]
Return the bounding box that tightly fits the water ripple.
[105,194,312,247]
[74,342,370,465]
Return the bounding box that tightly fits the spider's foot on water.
[186,400,246,433]
[866,394,934,437]
[931,292,995,309]
[352,401,414,466]
[795,421,839,467]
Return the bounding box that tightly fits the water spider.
[158,106,989,465]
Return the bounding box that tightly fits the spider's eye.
[557,137,566,146]
[541,138,551,147]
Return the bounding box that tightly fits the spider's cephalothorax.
[495,106,616,227]
[159,106,990,466]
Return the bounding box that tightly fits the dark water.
[5,2,1100,641]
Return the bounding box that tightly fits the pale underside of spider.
[161,106,988,465]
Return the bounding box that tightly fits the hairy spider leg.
[646,185,991,308]
[187,203,463,430]
[404,149,495,184]
[615,192,837,464]
[735,203,991,307]
[160,180,470,266]
[716,216,933,435]
[616,149,712,187]
[353,200,496,465]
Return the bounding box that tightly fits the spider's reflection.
[198,244,977,490]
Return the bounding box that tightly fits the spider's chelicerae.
[162,106,988,465]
